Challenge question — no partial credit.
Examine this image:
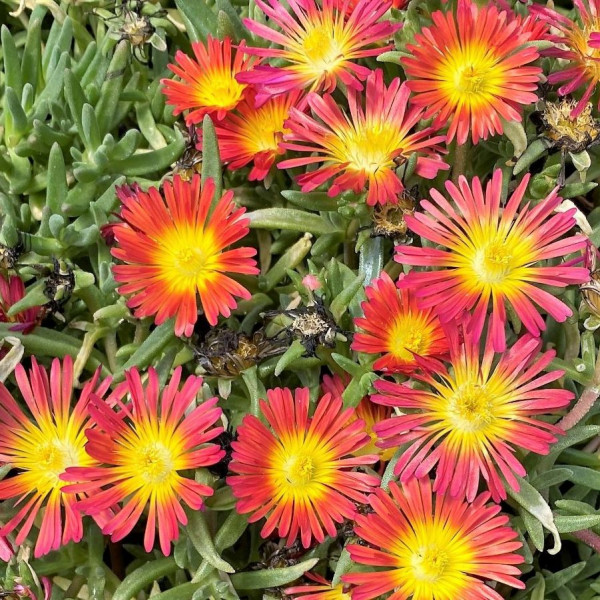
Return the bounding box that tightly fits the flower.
[227,387,379,547]
[532,0,600,117]
[402,0,541,144]
[0,357,110,557]
[111,174,258,337]
[352,271,449,372]
[286,573,352,599]
[321,374,394,461]
[372,319,572,501]
[279,70,448,206]
[63,367,224,555]
[238,0,400,103]
[0,274,43,333]
[161,36,257,125]
[213,90,302,181]
[344,478,525,600]
[396,169,589,352]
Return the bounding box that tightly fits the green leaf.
[566,466,600,490]
[544,562,586,593]
[330,272,365,322]
[555,514,600,533]
[513,138,551,175]
[114,319,176,381]
[187,511,235,573]
[95,41,130,135]
[175,0,218,41]
[274,339,306,376]
[281,190,338,212]
[507,474,561,554]
[112,558,177,600]
[229,559,318,590]
[248,208,339,235]
[201,114,222,202]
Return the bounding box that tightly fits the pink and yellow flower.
[279,70,448,206]
[402,0,541,144]
[344,478,525,600]
[63,367,224,555]
[161,36,257,125]
[0,357,110,557]
[238,0,400,103]
[372,319,572,501]
[213,90,302,181]
[111,175,258,337]
[396,169,589,352]
[352,271,449,372]
[0,274,43,333]
[532,0,600,116]
[228,387,379,548]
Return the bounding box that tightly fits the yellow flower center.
[197,70,246,109]
[154,225,218,292]
[455,64,489,95]
[137,443,175,484]
[411,545,450,582]
[174,247,206,277]
[448,383,494,433]
[344,123,401,174]
[39,438,81,483]
[472,240,514,284]
[386,312,435,362]
[238,98,292,155]
[284,454,316,486]
[438,43,503,108]
[302,25,343,70]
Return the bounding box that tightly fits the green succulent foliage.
[3,0,600,598]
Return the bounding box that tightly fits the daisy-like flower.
[111,174,258,337]
[63,367,224,555]
[238,0,400,103]
[279,70,448,206]
[0,274,43,333]
[402,0,541,144]
[532,0,600,117]
[227,387,379,548]
[213,90,302,181]
[372,318,572,501]
[344,478,525,600]
[322,374,394,462]
[0,356,110,557]
[286,573,352,599]
[352,271,449,372]
[161,36,257,125]
[396,169,589,352]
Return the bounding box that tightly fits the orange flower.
[111,175,258,337]
[161,36,257,125]
[214,90,302,181]
[402,0,541,144]
[228,387,379,547]
[352,272,449,372]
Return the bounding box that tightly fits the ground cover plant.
[3,0,600,598]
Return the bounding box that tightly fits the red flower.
[280,70,448,206]
[352,271,449,372]
[228,387,379,547]
[63,367,224,555]
[161,36,257,125]
[373,318,572,501]
[111,175,258,337]
[344,478,525,600]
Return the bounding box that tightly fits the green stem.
[452,140,470,184]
